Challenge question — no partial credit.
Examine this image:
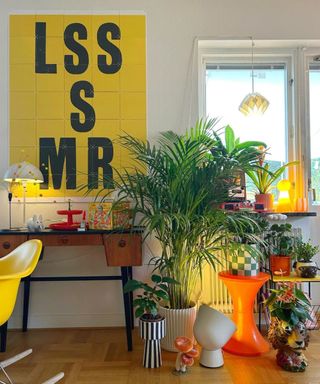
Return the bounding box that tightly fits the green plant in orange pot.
[265,223,294,276]
[246,149,298,211]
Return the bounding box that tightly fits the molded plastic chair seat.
[0,239,42,327]
[0,240,64,383]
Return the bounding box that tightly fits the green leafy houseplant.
[293,239,319,278]
[265,283,312,372]
[265,223,295,276]
[89,119,266,309]
[246,154,298,194]
[294,240,319,263]
[265,223,294,256]
[123,275,178,319]
[265,282,312,327]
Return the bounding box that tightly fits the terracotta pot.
[270,255,291,276]
[255,193,274,211]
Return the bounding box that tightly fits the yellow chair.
[0,240,64,384]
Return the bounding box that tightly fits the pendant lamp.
[239,38,269,116]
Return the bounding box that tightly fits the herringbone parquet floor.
[0,328,319,384]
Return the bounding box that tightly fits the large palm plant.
[93,119,266,309]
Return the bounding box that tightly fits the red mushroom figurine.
[174,337,199,374]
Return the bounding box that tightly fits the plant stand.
[139,317,165,368]
[218,271,270,356]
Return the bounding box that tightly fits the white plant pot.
[158,304,197,352]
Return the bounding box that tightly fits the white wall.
[1,0,320,329]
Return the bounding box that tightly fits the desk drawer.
[28,234,103,247]
[0,235,28,257]
[103,234,142,266]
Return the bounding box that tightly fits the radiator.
[199,261,258,313]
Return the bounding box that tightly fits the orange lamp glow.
[276,179,293,212]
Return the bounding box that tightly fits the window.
[309,62,320,203]
[198,41,320,206]
[206,64,287,165]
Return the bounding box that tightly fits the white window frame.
[198,40,320,204]
[302,48,320,205]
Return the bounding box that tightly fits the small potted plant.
[123,274,178,368]
[246,148,298,211]
[264,283,312,372]
[265,223,294,276]
[293,239,319,278]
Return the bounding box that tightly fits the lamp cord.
[251,37,255,93]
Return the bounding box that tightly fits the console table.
[0,228,143,353]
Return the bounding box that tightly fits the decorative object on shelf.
[173,336,199,375]
[26,215,44,232]
[296,197,308,212]
[293,239,319,278]
[239,37,269,116]
[276,179,293,212]
[88,202,112,230]
[3,161,44,226]
[264,282,312,372]
[49,206,83,231]
[227,171,246,202]
[265,223,294,276]
[193,304,236,368]
[124,274,178,368]
[226,212,267,276]
[266,213,287,221]
[112,201,131,229]
[91,119,266,351]
[246,148,298,212]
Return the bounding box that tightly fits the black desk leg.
[121,267,133,351]
[128,266,134,330]
[0,322,8,352]
[23,275,31,332]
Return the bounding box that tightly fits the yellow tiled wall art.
[9,14,146,197]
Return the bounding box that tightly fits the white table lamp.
[193,304,236,368]
[4,161,44,226]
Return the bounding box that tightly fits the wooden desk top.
[0,227,144,235]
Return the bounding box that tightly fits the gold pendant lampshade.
[239,38,269,116]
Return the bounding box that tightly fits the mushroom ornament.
[174,336,199,374]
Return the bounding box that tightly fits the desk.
[218,271,270,356]
[0,228,143,353]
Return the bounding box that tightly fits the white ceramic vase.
[158,304,197,352]
[193,304,236,368]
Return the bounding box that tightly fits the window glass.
[206,64,287,199]
[309,64,320,203]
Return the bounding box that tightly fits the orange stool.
[218,271,270,356]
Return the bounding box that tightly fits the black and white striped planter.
[139,316,166,368]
